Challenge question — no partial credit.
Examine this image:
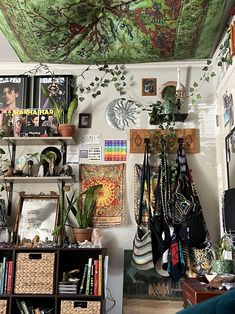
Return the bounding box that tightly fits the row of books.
[0,257,12,294]
[16,299,54,314]
[78,255,103,296]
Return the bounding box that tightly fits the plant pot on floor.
[58,124,75,137]
[73,228,93,242]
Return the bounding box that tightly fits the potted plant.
[211,236,234,274]
[41,85,78,137]
[70,184,103,242]
[52,183,77,244]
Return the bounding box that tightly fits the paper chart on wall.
[104,140,127,161]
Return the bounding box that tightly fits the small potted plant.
[70,184,103,242]
[41,85,78,137]
[211,236,234,274]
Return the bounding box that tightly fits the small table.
[182,277,224,307]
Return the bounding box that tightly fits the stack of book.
[58,281,77,294]
[78,255,103,296]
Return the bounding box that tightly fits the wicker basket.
[0,300,7,314]
[14,252,55,294]
[61,300,101,314]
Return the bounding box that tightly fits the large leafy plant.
[41,85,78,124]
[70,184,103,229]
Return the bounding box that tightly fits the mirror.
[226,128,235,189]
[14,192,59,244]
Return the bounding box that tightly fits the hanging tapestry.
[79,164,126,227]
[134,164,159,224]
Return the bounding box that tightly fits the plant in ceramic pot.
[41,85,78,137]
[70,184,103,243]
[211,236,234,275]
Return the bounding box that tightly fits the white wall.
[0,61,220,313]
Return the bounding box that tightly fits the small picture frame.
[0,75,30,112]
[142,78,157,96]
[79,113,92,128]
[33,75,74,109]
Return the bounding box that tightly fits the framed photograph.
[14,193,59,244]
[79,113,92,128]
[33,75,74,109]
[0,75,30,112]
[142,78,157,96]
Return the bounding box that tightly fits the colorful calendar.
[104,140,127,161]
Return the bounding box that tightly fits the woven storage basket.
[14,252,55,294]
[61,300,101,314]
[0,300,7,314]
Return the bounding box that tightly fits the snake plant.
[70,184,103,229]
[41,84,78,124]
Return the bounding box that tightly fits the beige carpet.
[123,298,184,314]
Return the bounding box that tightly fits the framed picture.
[142,78,157,96]
[33,75,74,109]
[14,193,59,244]
[0,75,30,112]
[231,21,235,56]
[79,113,92,128]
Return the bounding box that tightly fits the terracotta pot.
[58,124,75,137]
[73,228,93,242]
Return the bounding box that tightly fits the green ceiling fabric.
[0,0,228,64]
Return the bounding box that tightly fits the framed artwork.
[223,92,234,127]
[33,75,74,109]
[14,192,59,244]
[231,21,235,56]
[226,127,235,189]
[79,113,92,128]
[0,75,30,112]
[142,78,157,96]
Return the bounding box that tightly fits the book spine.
[3,260,9,294]
[0,257,6,294]
[89,264,94,295]
[85,257,93,295]
[15,299,24,314]
[78,264,88,295]
[93,259,99,296]
[21,300,30,314]
[98,254,102,296]
[7,260,13,294]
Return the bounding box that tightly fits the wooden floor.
[123,298,184,314]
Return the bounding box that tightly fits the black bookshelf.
[0,247,106,314]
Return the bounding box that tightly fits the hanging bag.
[132,139,155,270]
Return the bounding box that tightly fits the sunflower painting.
[79,164,126,227]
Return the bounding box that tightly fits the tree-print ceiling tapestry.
[0,0,230,64]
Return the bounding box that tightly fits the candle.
[176,66,180,90]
